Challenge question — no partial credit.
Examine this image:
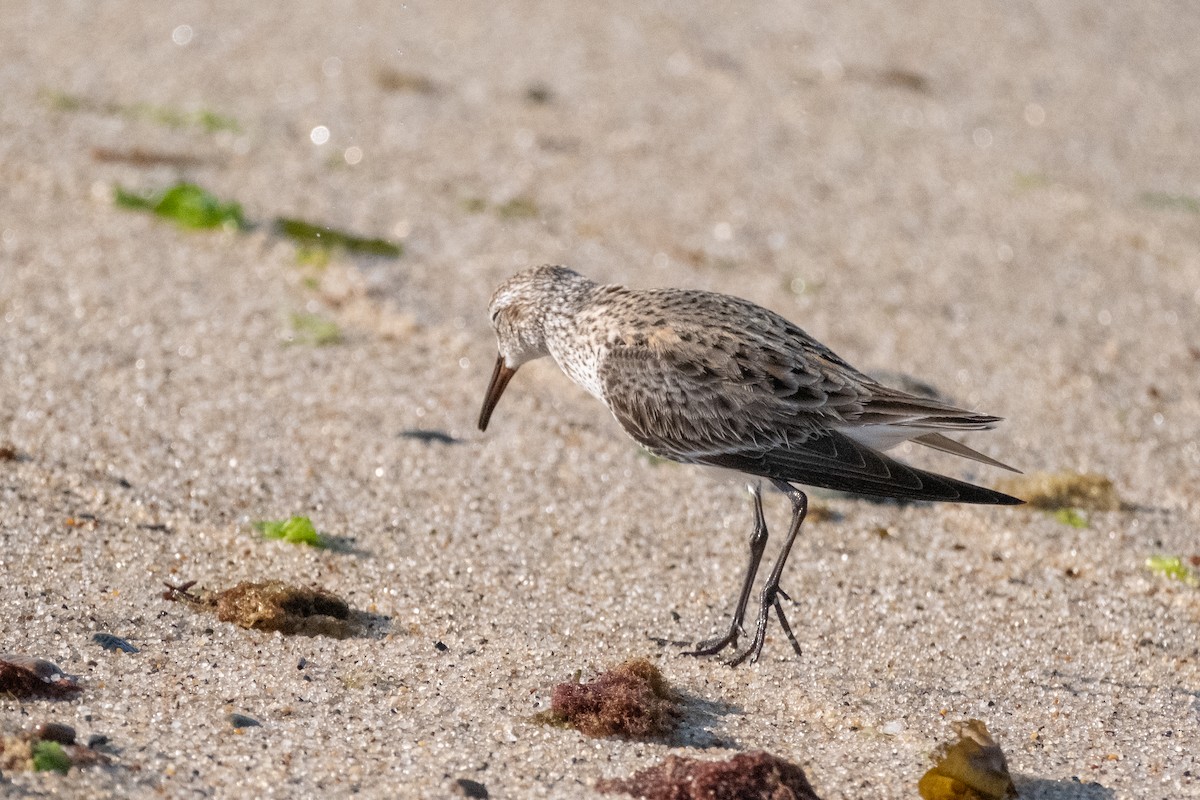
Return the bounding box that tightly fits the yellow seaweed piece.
[918,719,1016,800]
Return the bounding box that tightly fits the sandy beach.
[2,3,1198,797]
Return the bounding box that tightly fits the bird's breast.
[548,336,607,401]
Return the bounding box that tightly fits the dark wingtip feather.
[699,430,1027,507]
[954,484,1024,506]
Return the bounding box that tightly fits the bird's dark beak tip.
[478,355,516,434]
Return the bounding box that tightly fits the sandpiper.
[479,265,1021,665]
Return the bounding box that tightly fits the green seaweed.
[496,196,539,219]
[1140,192,1200,213]
[41,89,86,111]
[275,217,402,258]
[115,183,247,230]
[128,103,240,132]
[1014,172,1052,190]
[295,247,332,269]
[32,741,72,775]
[1145,555,1199,587]
[1051,508,1088,528]
[41,90,239,132]
[288,312,343,346]
[253,516,329,548]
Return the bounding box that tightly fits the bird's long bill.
[478,355,517,431]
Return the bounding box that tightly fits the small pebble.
[87,734,110,748]
[881,719,906,736]
[229,713,261,729]
[35,722,77,745]
[454,777,489,798]
[434,641,449,652]
[92,633,139,653]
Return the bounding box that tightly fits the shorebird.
[479,265,1021,665]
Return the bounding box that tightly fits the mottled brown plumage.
[480,265,1021,664]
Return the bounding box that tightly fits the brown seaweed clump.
[164,580,358,639]
[538,658,682,739]
[0,655,82,699]
[596,751,821,799]
[918,719,1016,800]
[994,471,1121,511]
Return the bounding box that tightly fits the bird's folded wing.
[597,340,851,459]
[598,344,1020,505]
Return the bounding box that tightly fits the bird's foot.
[683,624,742,658]
[717,585,804,667]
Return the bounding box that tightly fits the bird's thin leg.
[685,483,769,657]
[728,480,807,667]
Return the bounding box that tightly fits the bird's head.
[478,265,590,431]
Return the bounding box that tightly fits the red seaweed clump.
[543,658,682,739]
[596,751,821,800]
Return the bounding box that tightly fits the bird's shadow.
[320,534,372,558]
[399,428,461,445]
[350,608,393,641]
[668,690,743,749]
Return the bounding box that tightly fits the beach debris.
[495,196,539,219]
[1051,508,1089,529]
[1145,555,1200,588]
[375,68,438,94]
[1,724,110,776]
[454,777,489,798]
[64,513,99,529]
[41,89,239,132]
[525,82,554,104]
[285,312,343,346]
[274,217,402,258]
[216,582,355,638]
[92,632,139,653]
[162,579,199,601]
[871,67,931,93]
[994,471,1121,512]
[0,444,18,460]
[31,741,73,774]
[91,147,208,168]
[596,751,821,799]
[0,655,82,699]
[918,719,1016,800]
[165,580,358,639]
[535,658,682,739]
[253,515,330,547]
[229,713,261,729]
[1140,191,1200,213]
[115,182,247,230]
[494,194,537,219]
